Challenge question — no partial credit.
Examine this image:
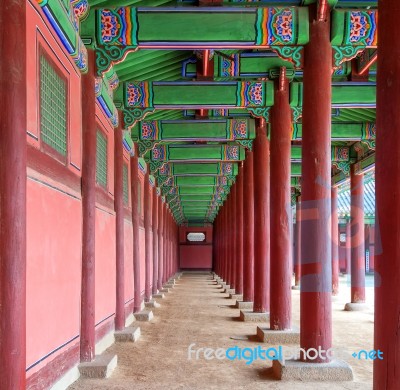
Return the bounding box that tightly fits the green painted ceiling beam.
[117,81,274,110]
[135,119,255,141]
[290,82,376,108]
[157,162,238,176]
[94,7,309,50]
[292,122,375,141]
[175,176,232,187]
[151,144,245,162]
[291,146,350,162]
[180,195,214,201]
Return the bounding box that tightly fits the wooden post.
[300,8,332,361]
[253,118,270,313]
[235,164,244,295]
[131,146,141,312]
[152,186,158,294]
[144,171,151,301]
[114,115,125,330]
[294,195,302,287]
[350,167,365,303]
[230,183,237,290]
[331,187,340,295]
[80,49,96,362]
[374,1,400,386]
[0,0,27,386]
[243,150,255,302]
[270,69,292,329]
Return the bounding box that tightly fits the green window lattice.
[40,54,67,156]
[123,164,129,205]
[96,131,108,188]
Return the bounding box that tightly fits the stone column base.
[114,326,141,342]
[229,293,243,300]
[78,354,118,379]
[153,293,165,299]
[145,299,161,308]
[344,302,370,311]
[239,310,269,322]
[256,326,300,344]
[235,301,253,310]
[223,288,235,294]
[291,285,300,290]
[273,358,353,381]
[134,310,154,321]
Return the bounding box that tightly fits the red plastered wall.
[26,0,82,376]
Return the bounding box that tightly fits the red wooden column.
[300,6,332,360]
[144,171,152,301]
[230,183,237,291]
[374,1,400,385]
[157,197,164,291]
[225,195,231,285]
[243,149,254,303]
[0,0,27,386]
[331,186,340,295]
[152,186,159,294]
[253,117,270,313]
[345,221,351,275]
[220,206,226,280]
[114,114,125,330]
[293,195,302,288]
[235,164,244,295]
[131,146,141,312]
[80,49,97,362]
[346,166,365,306]
[166,211,171,280]
[270,68,292,330]
[163,205,168,284]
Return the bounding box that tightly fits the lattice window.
[39,54,67,157]
[123,164,129,205]
[96,130,108,188]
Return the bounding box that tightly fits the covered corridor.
[1,0,400,389]
[69,272,374,390]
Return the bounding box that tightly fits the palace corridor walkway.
[69,273,374,390]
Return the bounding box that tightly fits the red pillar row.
[157,196,164,291]
[152,186,159,294]
[0,0,27,387]
[269,69,292,330]
[253,118,270,313]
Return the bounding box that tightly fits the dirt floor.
[69,272,374,390]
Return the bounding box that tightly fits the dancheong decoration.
[256,8,296,46]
